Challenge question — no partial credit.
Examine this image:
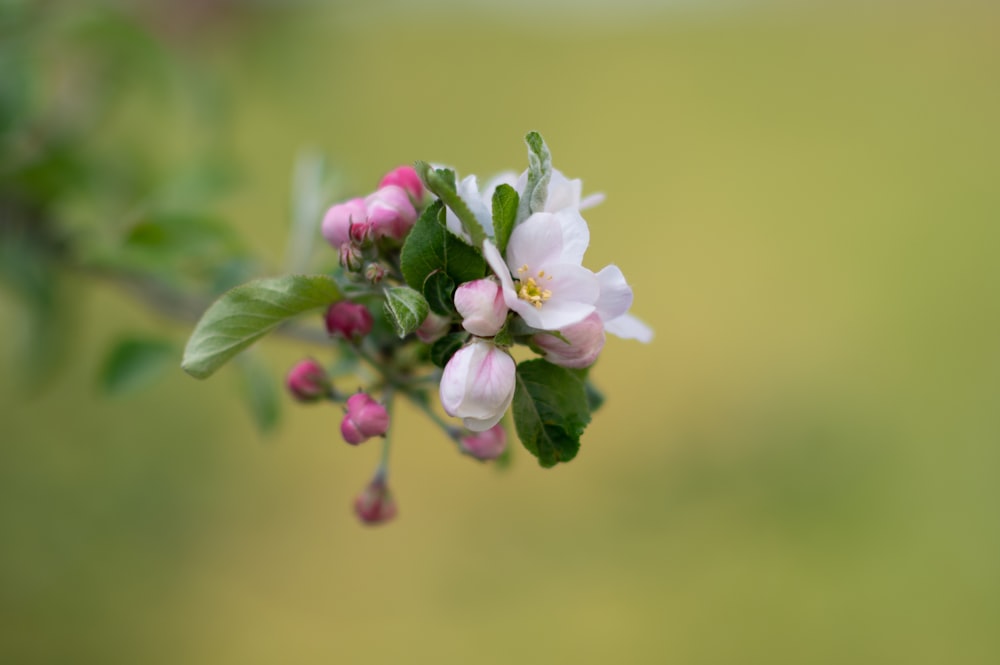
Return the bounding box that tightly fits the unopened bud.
[322,198,367,249]
[340,392,389,445]
[338,243,363,272]
[285,359,330,402]
[459,424,507,460]
[364,262,387,284]
[454,278,507,337]
[366,185,417,241]
[378,165,424,203]
[325,301,374,340]
[532,312,605,369]
[353,475,397,525]
[416,311,452,344]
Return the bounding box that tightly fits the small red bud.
[285,359,330,402]
[325,301,374,341]
[340,392,389,445]
[354,476,397,525]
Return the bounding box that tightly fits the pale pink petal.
[484,241,519,305]
[505,213,564,271]
[604,313,654,343]
[553,209,590,265]
[579,192,606,210]
[544,170,582,212]
[439,343,475,415]
[594,265,634,322]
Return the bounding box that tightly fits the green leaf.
[383,286,429,338]
[182,274,340,380]
[512,359,591,468]
[414,161,487,246]
[518,131,552,222]
[400,201,488,290]
[491,184,518,256]
[584,380,605,413]
[430,332,468,368]
[99,337,176,397]
[423,270,457,316]
[235,354,280,434]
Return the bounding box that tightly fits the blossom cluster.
[276,133,649,524]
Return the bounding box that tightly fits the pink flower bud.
[338,243,363,272]
[460,424,507,460]
[532,312,605,369]
[340,392,389,445]
[439,339,515,432]
[378,165,424,203]
[366,185,417,241]
[285,359,330,402]
[322,198,367,249]
[416,312,452,344]
[325,301,373,340]
[353,476,397,525]
[454,278,507,337]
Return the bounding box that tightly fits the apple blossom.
[439,338,515,432]
[454,278,507,337]
[514,167,605,214]
[484,209,600,331]
[416,311,452,344]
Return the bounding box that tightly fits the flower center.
[516,265,553,309]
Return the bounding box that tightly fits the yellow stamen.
[517,276,553,309]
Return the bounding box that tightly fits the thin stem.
[377,387,395,475]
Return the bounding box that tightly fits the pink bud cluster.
[322,166,424,270]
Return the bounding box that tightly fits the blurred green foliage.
[2,1,1000,664]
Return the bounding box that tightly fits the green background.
[2,0,999,663]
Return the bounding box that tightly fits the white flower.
[439,339,516,432]
[483,209,600,331]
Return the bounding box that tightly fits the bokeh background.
[2,0,999,663]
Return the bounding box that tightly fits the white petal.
[506,213,564,271]
[553,209,590,265]
[513,263,599,330]
[439,344,475,415]
[484,240,519,304]
[544,170,583,212]
[604,313,654,343]
[456,174,494,237]
[546,263,600,304]
[579,192,606,210]
[594,264,634,322]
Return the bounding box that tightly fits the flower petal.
[594,264,634,322]
[553,209,590,265]
[604,313,654,343]
[505,212,564,271]
[512,263,599,330]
